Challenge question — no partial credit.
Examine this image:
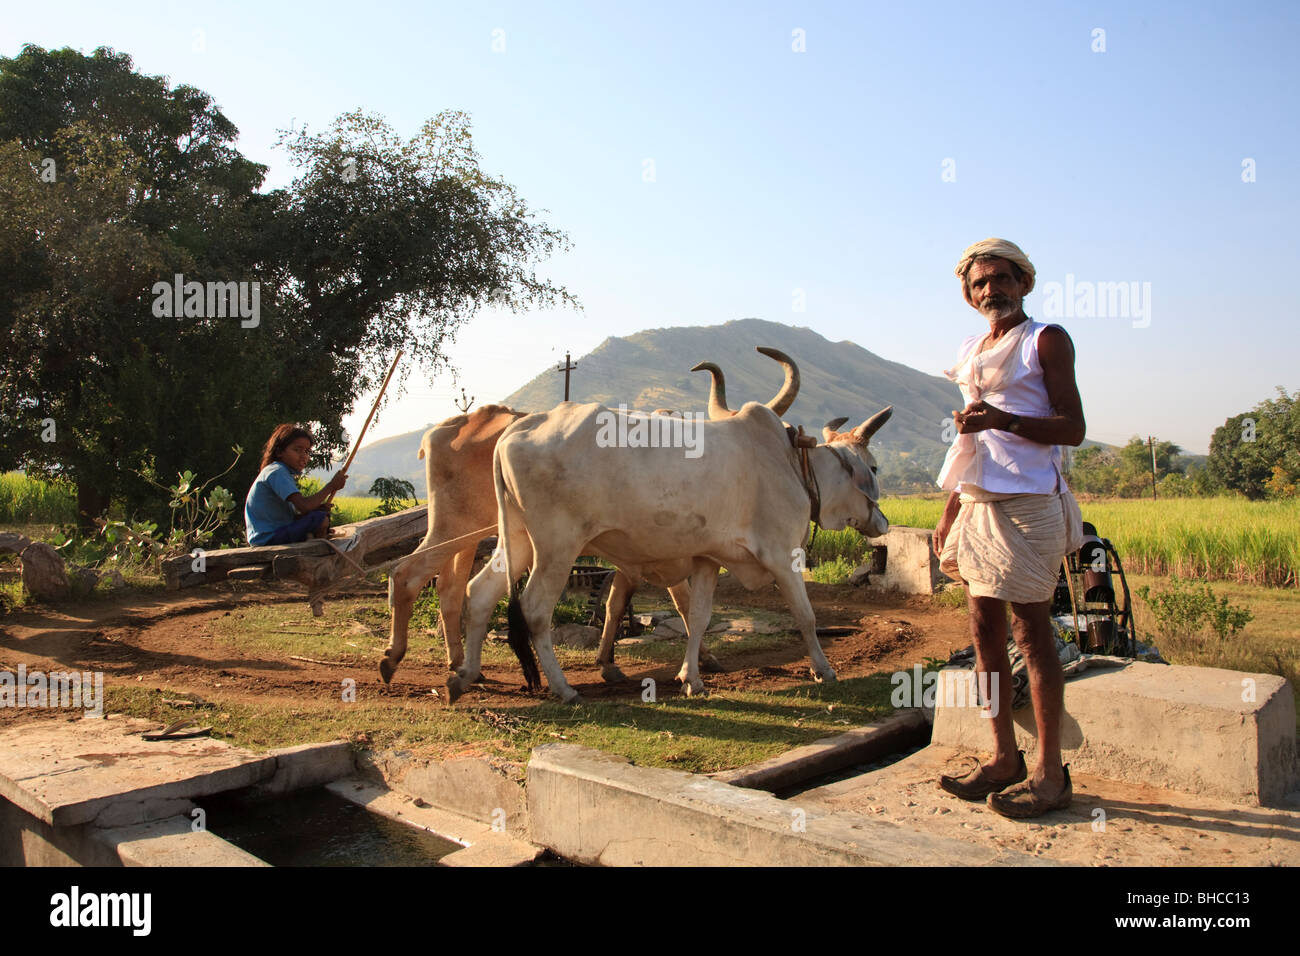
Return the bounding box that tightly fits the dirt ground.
[0,576,969,718]
[794,745,1300,866]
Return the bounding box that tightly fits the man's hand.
[326,471,348,494]
[953,401,1013,434]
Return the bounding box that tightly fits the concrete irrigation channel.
[2,658,1297,866]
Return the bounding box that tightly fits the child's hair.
[260,424,314,470]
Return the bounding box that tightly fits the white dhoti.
[940,484,1084,605]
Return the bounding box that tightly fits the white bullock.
[453,378,891,702]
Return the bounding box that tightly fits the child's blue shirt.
[244,462,302,545]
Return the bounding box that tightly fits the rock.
[18,542,70,601]
[0,532,34,555]
[551,623,601,649]
[848,564,872,587]
[651,616,687,638]
[70,566,100,594]
[105,569,127,589]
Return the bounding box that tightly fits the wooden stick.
[326,349,403,503]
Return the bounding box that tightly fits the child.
[244,424,348,546]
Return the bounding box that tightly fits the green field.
[4,472,1298,588]
[876,494,1300,588]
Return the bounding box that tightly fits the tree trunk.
[76,482,111,534]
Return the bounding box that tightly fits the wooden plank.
[162,504,431,589]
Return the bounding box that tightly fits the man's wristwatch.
[1005,414,1022,434]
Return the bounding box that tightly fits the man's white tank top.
[936,318,1068,495]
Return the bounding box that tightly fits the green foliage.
[552,597,591,627]
[97,447,243,569]
[368,477,417,517]
[806,526,870,567]
[0,45,575,529]
[0,472,76,523]
[1067,437,1182,498]
[931,584,968,611]
[1136,576,1253,642]
[808,555,854,584]
[1207,388,1300,500]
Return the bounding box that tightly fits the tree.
[368,477,418,517]
[0,45,576,531]
[1206,388,1300,500]
[1066,438,1182,498]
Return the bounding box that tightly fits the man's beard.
[980,295,1021,320]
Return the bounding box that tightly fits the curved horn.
[691,361,732,420]
[757,346,800,416]
[852,406,894,444]
[822,416,850,443]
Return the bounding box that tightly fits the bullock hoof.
[683,679,706,697]
[698,653,725,674]
[379,657,397,684]
[600,663,628,684]
[444,675,466,703]
[557,689,583,705]
[810,667,837,683]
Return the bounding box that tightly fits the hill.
[320,317,1110,495]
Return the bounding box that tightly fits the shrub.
[1136,576,1253,642]
[808,555,854,585]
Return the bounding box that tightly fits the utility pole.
[1148,435,1158,500]
[454,387,474,413]
[556,351,577,401]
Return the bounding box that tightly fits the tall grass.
[4,472,1297,587]
[0,472,77,524]
[1078,497,1300,588]
[818,495,1300,588]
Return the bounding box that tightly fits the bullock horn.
[757,346,800,416]
[823,416,850,443]
[691,361,732,420]
[852,406,894,444]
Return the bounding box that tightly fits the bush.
[1136,576,1253,642]
[808,555,854,585]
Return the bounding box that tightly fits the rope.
[306,524,497,605]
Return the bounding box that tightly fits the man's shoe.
[987,765,1073,819]
[938,750,1027,800]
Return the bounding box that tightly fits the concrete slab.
[526,744,1044,866]
[796,745,1300,866]
[440,834,544,867]
[357,750,527,832]
[931,662,1298,806]
[250,740,356,796]
[93,815,269,867]
[326,777,543,866]
[0,716,276,827]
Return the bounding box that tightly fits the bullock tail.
[495,449,541,691]
[506,591,540,691]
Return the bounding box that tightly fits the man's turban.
[955,238,1036,294]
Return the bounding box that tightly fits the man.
[933,238,1085,819]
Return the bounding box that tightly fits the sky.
[4,0,1298,456]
